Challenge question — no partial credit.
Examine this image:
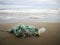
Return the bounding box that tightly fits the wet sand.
[0,22,60,45]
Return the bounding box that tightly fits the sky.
[0,0,60,9]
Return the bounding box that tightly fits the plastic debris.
[38,27,46,33]
[6,24,46,38]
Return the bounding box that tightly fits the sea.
[0,9,60,24]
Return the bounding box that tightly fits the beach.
[0,9,60,45]
[0,0,60,45]
[0,22,60,45]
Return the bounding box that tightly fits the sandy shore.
[0,22,60,45]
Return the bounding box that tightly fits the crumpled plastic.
[6,24,38,38]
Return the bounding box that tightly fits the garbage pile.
[6,24,46,38]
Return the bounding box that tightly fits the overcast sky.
[0,0,60,9]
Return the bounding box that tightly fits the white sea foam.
[0,8,59,13]
[0,9,60,24]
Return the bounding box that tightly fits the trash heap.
[6,24,38,38]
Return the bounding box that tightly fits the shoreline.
[0,22,60,30]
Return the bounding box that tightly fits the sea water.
[0,9,60,24]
